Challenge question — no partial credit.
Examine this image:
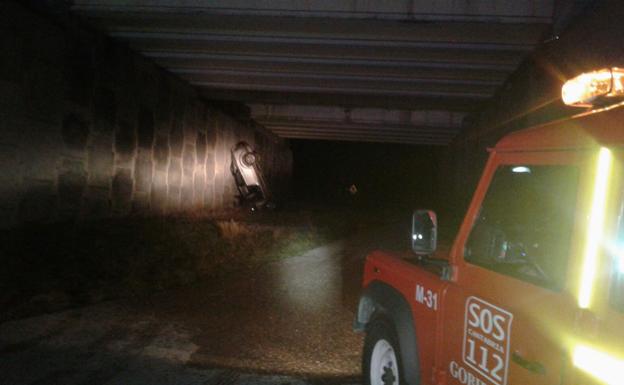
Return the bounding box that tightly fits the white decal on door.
[462,296,513,385]
[415,284,438,311]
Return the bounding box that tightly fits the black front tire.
[363,318,404,385]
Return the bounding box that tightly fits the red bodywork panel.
[360,104,624,385]
[363,251,450,385]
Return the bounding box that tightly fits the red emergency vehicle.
[355,68,624,385]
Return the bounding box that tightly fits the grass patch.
[0,207,356,320]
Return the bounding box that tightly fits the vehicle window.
[464,165,579,290]
[610,264,624,312]
[610,200,624,312]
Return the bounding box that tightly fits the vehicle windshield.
[464,165,579,290]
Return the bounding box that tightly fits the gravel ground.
[0,215,409,385]
[0,238,385,385]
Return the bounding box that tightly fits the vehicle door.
[439,150,584,385]
[568,149,624,385]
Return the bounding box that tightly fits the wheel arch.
[357,280,421,385]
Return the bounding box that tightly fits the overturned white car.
[230,141,272,209]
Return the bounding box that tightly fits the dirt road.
[0,228,406,385]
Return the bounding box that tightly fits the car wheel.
[242,152,256,166]
[363,318,403,385]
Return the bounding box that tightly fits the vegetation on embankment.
[0,207,358,321]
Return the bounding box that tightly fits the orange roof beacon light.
[562,68,624,107]
[355,64,624,385]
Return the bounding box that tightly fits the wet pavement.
[0,222,408,385]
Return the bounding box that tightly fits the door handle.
[512,351,546,375]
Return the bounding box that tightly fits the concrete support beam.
[146,52,515,79]
[182,71,495,99]
[175,68,500,87]
[72,0,554,23]
[275,132,450,145]
[253,105,461,144]
[139,44,523,69]
[202,90,482,112]
[70,0,554,145]
[79,14,548,49]
[193,81,491,99]
[268,127,457,139]
[261,123,458,136]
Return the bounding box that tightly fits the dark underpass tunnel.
[291,140,442,212]
[3,0,615,384]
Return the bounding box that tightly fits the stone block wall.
[0,1,292,228]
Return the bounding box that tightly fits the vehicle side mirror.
[412,210,437,255]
